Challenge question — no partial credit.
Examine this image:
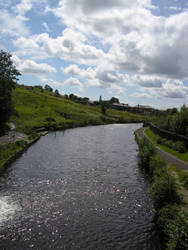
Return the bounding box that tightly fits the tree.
[110,97,119,104]
[0,50,21,81]
[55,89,60,96]
[44,84,53,92]
[0,50,21,133]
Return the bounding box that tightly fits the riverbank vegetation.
[135,132,188,249]
[0,140,27,172]
[145,128,188,163]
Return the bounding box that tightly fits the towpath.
[139,127,188,172]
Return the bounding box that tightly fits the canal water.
[0,124,160,249]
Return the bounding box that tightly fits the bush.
[150,173,180,210]
[138,137,155,170]
[181,174,188,189]
[156,204,179,238]
[149,154,167,178]
[157,205,188,250]
[175,141,186,153]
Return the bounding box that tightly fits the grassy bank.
[135,131,188,249]
[145,128,188,163]
[0,132,40,172]
[0,141,26,171]
[11,85,145,134]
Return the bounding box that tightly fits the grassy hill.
[11,85,147,135]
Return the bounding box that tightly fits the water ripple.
[0,124,161,249]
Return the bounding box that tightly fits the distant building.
[112,103,129,111]
[134,105,154,114]
[112,103,154,114]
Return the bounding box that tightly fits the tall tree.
[0,50,20,81]
[0,50,21,133]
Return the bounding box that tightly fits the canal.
[0,124,160,249]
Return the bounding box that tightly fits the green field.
[11,85,145,134]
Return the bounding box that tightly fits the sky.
[0,0,188,109]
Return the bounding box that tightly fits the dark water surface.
[0,124,160,249]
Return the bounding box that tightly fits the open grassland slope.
[11,85,145,134]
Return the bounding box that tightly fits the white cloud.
[109,84,125,95]
[62,64,129,90]
[14,28,106,65]
[47,0,188,81]
[19,60,56,74]
[132,92,152,99]
[2,0,188,105]
[154,80,188,99]
[0,10,30,36]
[12,55,56,75]
[40,78,64,87]
[13,0,32,16]
[64,77,83,91]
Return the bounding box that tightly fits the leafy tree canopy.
[0,50,21,133]
[110,97,120,103]
[44,84,53,92]
[0,50,21,81]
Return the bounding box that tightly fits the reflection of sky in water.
[0,196,20,225]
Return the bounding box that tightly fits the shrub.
[138,137,155,170]
[149,154,167,178]
[175,141,186,153]
[157,205,188,250]
[181,174,188,189]
[150,173,180,210]
[156,204,179,239]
